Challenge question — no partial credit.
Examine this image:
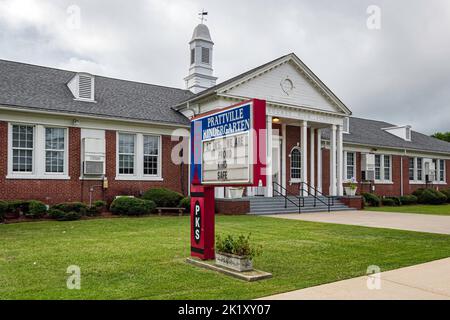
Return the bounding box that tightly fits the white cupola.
[184,23,217,93]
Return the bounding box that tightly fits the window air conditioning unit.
[361,153,375,182]
[83,138,105,175]
[423,158,436,182]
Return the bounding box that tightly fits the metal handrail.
[272,182,304,213]
[299,182,335,213]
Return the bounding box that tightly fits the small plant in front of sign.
[216,234,261,260]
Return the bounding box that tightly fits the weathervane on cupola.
[198,9,208,24]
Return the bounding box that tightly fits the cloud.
[0,0,450,134]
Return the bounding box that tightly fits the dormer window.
[343,117,350,134]
[67,73,95,102]
[382,125,412,141]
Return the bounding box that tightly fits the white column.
[266,116,273,197]
[281,124,287,196]
[337,125,344,196]
[301,120,308,196]
[317,129,323,193]
[329,125,337,196]
[310,128,315,195]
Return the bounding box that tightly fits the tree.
[432,132,450,143]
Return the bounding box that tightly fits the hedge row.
[363,188,450,207]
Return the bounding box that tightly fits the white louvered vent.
[79,75,93,99]
[67,73,95,102]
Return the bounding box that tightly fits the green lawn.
[365,204,450,216]
[1,215,450,300]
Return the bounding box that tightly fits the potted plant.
[344,177,358,196]
[215,234,261,272]
[228,187,245,199]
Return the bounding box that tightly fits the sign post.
[190,99,266,260]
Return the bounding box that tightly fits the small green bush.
[400,195,418,205]
[110,197,156,216]
[179,197,191,212]
[216,234,261,260]
[0,200,8,222]
[48,208,66,221]
[412,188,426,198]
[93,200,107,210]
[7,200,31,216]
[52,202,88,215]
[60,211,82,221]
[27,200,47,219]
[440,189,450,203]
[388,197,402,206]
[418,189,447,205]
[381,198,396,206]
[142,188,183,207]
[362,193,381,207]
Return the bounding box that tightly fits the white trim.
[317,129,322,193]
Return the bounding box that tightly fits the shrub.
[381,198,396,206]
[440,189,450,203]
[418,189,447,205]
[48,208,66,221]
[400,195,418,205]
[48,209,81,221]
[0,200,8,222]
[362,193,381,207]
[27,200,47,219]
[52,202,88,215]
[7,200,31,216]
[179,197,191,212]
[142,188,183,208]
[60,211,82,221]
[412,188,426,198]
[388,197,402,206]
[110,197,156,216]
[93,200,107,210]
[216,234,261,260]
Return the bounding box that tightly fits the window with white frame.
[417,158,423,181]
[143,135,160,176]
[8,123,69,179]
[290,148,301,180]
[45,128,65,173]
[432,159,446,183]
[374,154,391,182]
[118,133,135,175]
[12,124,34,173]
[409,158,415,180]
[344,151,356,180]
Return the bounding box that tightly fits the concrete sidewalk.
[260,258,450,300]
[267,210,450,234]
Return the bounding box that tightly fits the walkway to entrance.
[267,210,450,235]
[259,257,450,300]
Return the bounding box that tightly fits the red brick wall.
[0,121,188,205]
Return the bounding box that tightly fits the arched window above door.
[290,147,302,180]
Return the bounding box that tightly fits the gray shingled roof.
[0,59,193,126]
[322,117,450,154]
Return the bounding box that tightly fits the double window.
[290,148,302,180]
[117,133,161,179]
[9,124,67,178]
[374,154,391,182]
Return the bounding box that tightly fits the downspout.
[400,149,406,196]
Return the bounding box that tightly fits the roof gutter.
[0,104,190,128]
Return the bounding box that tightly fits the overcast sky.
[1,0,449,134]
